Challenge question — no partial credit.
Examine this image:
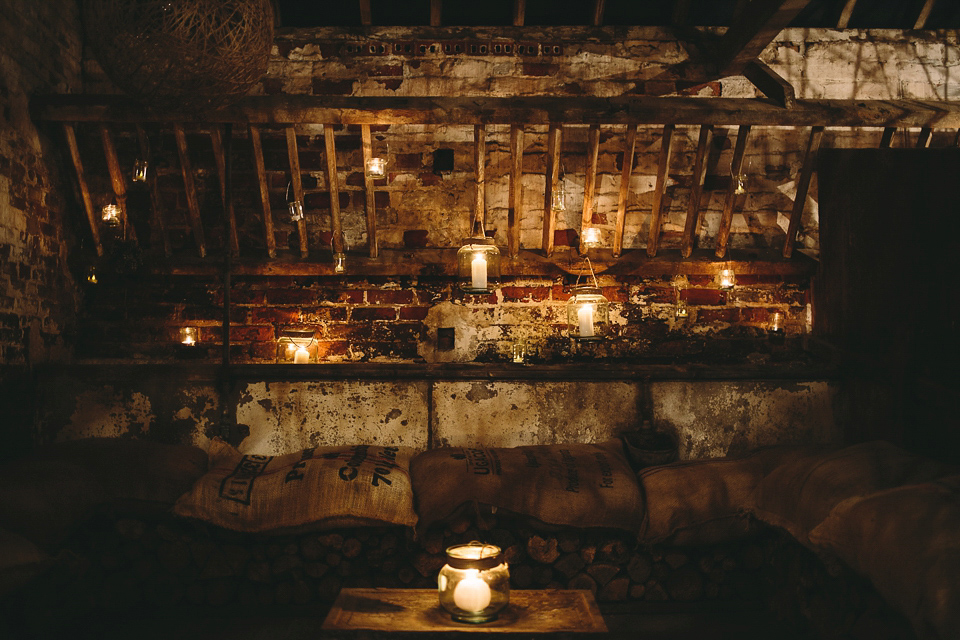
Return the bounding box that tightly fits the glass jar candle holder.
[457,237,500,293]
[365,157,386,178]
[438,542,509,624]
[101,204,121,227]
[566,285,609,340]
[718,268,736,289]
[276,329,317,364]
[132,158,148,183]
[179,327,199,346]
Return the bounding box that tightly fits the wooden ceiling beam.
[323,125,345,255]
[430,0,442,27]
[742,59,795,109]
[542,124,562,256]
[209,126,239,256]
[474,124,486,234]
[580,124,600,254]
[360,124,379,258]
[248,125,277,258]
[173,124,204,257]
[100,125,137,244]
[508,125,524,258]
[614,124,638,257]
[647,123,675,258]
[715,124,751,258]
[914,0,936,29]
[592,0,605,26]
[783,125,823,259]
[35,95,960,128]
[681,124,713,258]
[63,124,103,257]
[715,0,814,76]
[359,0,372,26]
[285,126,310,258]
[836,0,858,28]
[513,0,525,26]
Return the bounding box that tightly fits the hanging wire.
[574,256,600,288]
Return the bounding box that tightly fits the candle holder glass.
[566,285,609,341]
[276,328,317,364]
[132,158,148,183]
[365,157,386,178]
[457,236,500,293]
[179,327,199,346]
[718,269,736,290]
[101,204,121,227]
[438,542,509,624]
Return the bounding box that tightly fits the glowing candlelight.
[577,304,595,338]
[293,346,309,364]
[471,253,487,291]
[453,571,492,613]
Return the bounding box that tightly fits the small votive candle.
[366,157,386,178]
[471,253,487,291]
[293,346,309,364]
[101,204,121,226]
[675,300,688,318]
[582,227,601,247]
[512,340,526,364]
[179,327,198,346]
[577,304,595,338]
[719,269,735,289]
[132,158,148,183]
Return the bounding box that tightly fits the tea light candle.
[453,571,492,613]
[471,253,487,291]
[293,346,309,364]
[577,304,595,338]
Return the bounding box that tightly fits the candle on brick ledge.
[457,236,499,292]
[567,286,608,341]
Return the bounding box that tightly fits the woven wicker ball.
[83,0,274,110]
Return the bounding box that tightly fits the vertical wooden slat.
[209,126,239,256]
[513,0,526,26]
[614,125,637,257]
[508,125,524,258]
[542,124,562,256]
[647,123,675,258]
[136,126,172,257]
[474,125,486,234]
[249,125,277,258]
[672,0,691,26]
[837,0,858,28]
[783,125,824,259]
[580,124,601,254]
[285,126,309,258]
[63,124,103,256]
[324,125,344,255]
[100,124,137,243]
[879,127,896,148]
[430,0,442,26]
[592,0,605,26]
[173,124,205,258]
[954,129,960,147]
[361,125,379,259]
[681,125,713,258]
[715,125,751,258]
[914,0,936,29]
[916,127,933,148]
[359,0,372,25]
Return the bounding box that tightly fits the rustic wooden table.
[322,588,609,634]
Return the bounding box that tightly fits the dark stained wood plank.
[513,0,525,26]
[361,124,379,258]
[99,124,136,243]
[743,59,795,109]
[430,0,442,27]
[715,125,751,258]
[716,0,815,76]
[474,124,486,234]
[580,124,600,253]
[359,0,371,26]
[173,124,205,257]
[508,124,524,258]
[647,123,675,257]
[954,129,960,147]
[542,124,562,256]
[209,126,239,256]
[836,0,858,28]
[614,124,637,257]
[33,94,960,129]
[248,125,277,258]
[916,127,933,148]
[286,126,309,258]
[914,0,936,29]
[592,0,605,26]
[324,125,344,255]
[681,124,713,258]
[63,124,103,256]
[879,127,896,148]
[783,125,823,258]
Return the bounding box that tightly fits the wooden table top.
[322,588,608,634]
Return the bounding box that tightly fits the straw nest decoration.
[83,0,274,111]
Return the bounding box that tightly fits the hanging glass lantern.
[86,266,98,284]
[438,542,510,624]
[179,327,199,346]
[333,252,347,274]
[365,157,386,178]
[718,268,736,289]
[582,227,601,247]
[675,300,689,318]
[101,204,121,227]
[288,200,304,222]
[567,285,609,340]
[457,236,500,293]
[276,328,316,364]
[132,158,148,183]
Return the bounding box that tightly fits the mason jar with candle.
[566,285,609,340]
[276,328,317,364]
[457,237,500,293]
[438,542,509,624]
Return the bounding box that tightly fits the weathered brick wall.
[0,0,83,365]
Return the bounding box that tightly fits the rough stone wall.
[0,0,83,365]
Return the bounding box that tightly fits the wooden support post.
[914,0,936,29]
[715,125,751,258]
[681,125,713,258]
[542,124,562,256]
[508,125,524,258]
[837,0,858,28]
[743,60,796,109]
[716,0,813,76]
[592,0,605,26]
[954,130,960,147]
[783,125,823,258]
[63,124,103,256]
[173,124,205,257]
[580,124,600,254]
[614,125,637,257]
[137,125,172,256]
[361,124,379,258]
[209,126,239,256]
[100,124,136,243]
[672,0,691,26]
[647,123,675,258]
[324,125,344,255]
[359,0,372,25]
[513,0,525,26]
[879,127,896,148]
[430,0,442,27]
[249,125,277,258]
[285,126,309,258]
[474,124,486,234]
[916,127,933,148]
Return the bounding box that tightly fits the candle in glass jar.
[453,571,491,613]
[471,253,487,290]
[293,347,309,364]
[577,304,595,338]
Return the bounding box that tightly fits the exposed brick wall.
[0,0,83,365]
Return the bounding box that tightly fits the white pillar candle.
[294,347,309,364]
[577,304,595,338]
[471,253,487,290]
[453,572,491,612]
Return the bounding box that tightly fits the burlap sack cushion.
[639,445,817,546]
[411,441,643,533]
[809,476,960,640]
[174,438,418,533]
[749,441,957,546]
